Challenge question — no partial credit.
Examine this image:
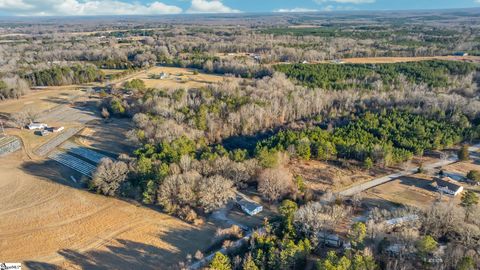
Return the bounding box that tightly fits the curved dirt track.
[0,152,215,270]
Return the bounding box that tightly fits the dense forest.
[275,61,478,90]
[22,64,105,86]
[255,110,473,166]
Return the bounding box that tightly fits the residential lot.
[365,174,443,209]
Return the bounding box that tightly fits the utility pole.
[0,121,5,136]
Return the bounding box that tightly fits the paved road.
[338,144,480,197]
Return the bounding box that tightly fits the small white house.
[435,178,463,196]
[27,123,48,130]
[237,198,263,216]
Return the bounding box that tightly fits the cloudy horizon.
[0,0,479,16]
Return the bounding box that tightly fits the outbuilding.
[237,198,263,216]
[27,123,48,130]
[49,126,64,133]
[453,52,468,57]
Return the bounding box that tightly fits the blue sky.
[0,0,479,16]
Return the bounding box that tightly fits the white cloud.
[274,8,318,13]
[0,0,34,11]
[315,0,375,4]
[0,0,182,16]
[187,0,240,13]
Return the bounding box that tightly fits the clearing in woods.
[120,66,236,89]
[0,151,216,269]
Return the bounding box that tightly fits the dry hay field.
[335,55,480,64]
[0,151,216,269]
[0,87,85,116]
[122,66,234,90]
[364,173,457,209]
[288,159,394,192]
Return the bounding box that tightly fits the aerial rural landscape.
[0,1,480,270]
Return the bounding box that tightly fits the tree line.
[274,60,478,90]
[23,64,105,86]
[255,110,473,166]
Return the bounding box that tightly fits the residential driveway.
[338,143,480,196]
[210,202,249,231]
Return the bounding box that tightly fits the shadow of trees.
[21,159,85,188]
[24,225,214,270]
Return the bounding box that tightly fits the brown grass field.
[365,174,442,209]
[0,87,85,116]
[0,85,220,269]
[0,151,216,269]
[329,55,480,64]
[75,118,135,155]
[119,66,236,90]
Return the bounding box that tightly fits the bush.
[466,170,480,183]
[458,145,470,161]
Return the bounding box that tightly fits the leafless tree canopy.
[91,158,129,196]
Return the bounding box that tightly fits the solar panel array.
[48,150,96,177]
[61,141,107,164]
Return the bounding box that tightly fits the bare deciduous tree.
[257,167,295,201]
[91,158,129,196]
[197,175,236,213]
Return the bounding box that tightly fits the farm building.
[237,198,263,216]
[27,123,48,130]
[434,178,463,196]
[48,126,64,133]
[453,52,468,57]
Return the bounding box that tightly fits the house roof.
[237,198,262,212]
[385,214,419,226]
[436,178,462,191]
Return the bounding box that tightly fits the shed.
[237,198,263,216]
[453,52,468,57]
[49,126,64,133]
